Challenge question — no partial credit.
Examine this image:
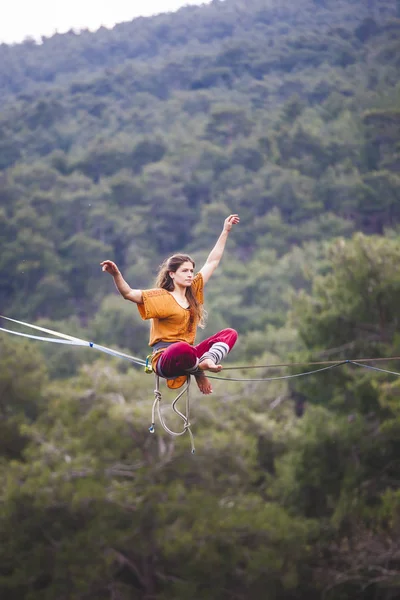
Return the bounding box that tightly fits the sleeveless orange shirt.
[136,272,204,346]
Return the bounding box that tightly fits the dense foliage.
[1,0,400,598]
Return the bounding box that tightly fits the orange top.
[137,272,204,346]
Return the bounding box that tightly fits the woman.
[101,214,239,394]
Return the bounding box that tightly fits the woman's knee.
[220,328,238,347]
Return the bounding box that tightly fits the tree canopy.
[1,0,400,598]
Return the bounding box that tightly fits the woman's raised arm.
[101,260,143,304]
[199,214,240,285]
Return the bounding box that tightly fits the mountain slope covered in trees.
[0,0,399,350]
[1,1,400,599]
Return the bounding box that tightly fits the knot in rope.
[149,376,195,453]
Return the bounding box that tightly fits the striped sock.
[199,342,229,366]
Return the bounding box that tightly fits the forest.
[1,0,400,598]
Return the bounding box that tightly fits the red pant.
[156,328,238,378]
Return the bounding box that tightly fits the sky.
[0,0,212,45]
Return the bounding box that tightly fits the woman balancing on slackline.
[100,214,240,394]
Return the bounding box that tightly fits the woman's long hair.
[156,254,205,328]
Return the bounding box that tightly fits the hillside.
[0,0,396,96]
[3,3,400,600]
[0,0,399,354]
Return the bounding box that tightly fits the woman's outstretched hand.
[100,260,120,276]
[223,214,240,232]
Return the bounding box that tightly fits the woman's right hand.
[100,260,120,276]
[223,214,240,232]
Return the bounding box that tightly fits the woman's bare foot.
[194,373,213,394]
[198,358,223,373]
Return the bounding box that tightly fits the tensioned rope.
[2,315,400,453]
[221,356,400,370]
[206,361,348,382]
[0,316,146,366]
[3,315,400,378]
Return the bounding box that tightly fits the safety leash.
[149,375,195,453]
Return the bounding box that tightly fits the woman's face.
[170,261,194,288]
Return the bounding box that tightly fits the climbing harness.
[2,314,400,453]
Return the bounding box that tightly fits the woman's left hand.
[223,214,240,232]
